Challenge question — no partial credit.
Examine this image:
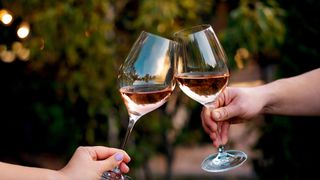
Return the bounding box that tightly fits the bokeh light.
[0,9,13,25]
[12,42,30,61]
[0,50,15,63]
[17,22,30,39]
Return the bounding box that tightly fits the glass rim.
[141,31,175,43]
[173,24,212,37]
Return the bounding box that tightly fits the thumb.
[211,104,238,121]
[101,152,124,172]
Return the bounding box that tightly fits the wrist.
[259,79,285,114]
[46,170,67,180]
[255,83,276,114]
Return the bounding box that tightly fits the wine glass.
[173,24,247,172]
[101,31,176,179]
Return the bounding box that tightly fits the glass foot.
[201,150,247,173]
[101,171,131,180]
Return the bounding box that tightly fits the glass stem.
[216,145,228,160]
[212,120,230,165]
[210,145,228,166]
[218,145,225,154]
[108,117,136,175]
[121,117,136,150]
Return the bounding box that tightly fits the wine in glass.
[174,24,247,172]
[101,31,176,179]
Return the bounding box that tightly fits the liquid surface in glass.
[175,72,229,106]
[120,84,173,118]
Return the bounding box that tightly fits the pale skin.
[201,68,320,147]
[0,146,131,180]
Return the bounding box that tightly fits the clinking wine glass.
[101,31,176,179]
[174,24,247,172]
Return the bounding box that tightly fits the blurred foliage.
[1,0,319,179]
[252,0,320,179]
[219,1,320,179]
[220,0,286,69]
[2,0,121,155]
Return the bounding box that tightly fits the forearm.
[0,162,64,180]
[261,68,320,116]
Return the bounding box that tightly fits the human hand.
[201,87,265,147]
[58,146,131,180]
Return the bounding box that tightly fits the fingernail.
[115,153,124,161]
[213,111,221,120]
